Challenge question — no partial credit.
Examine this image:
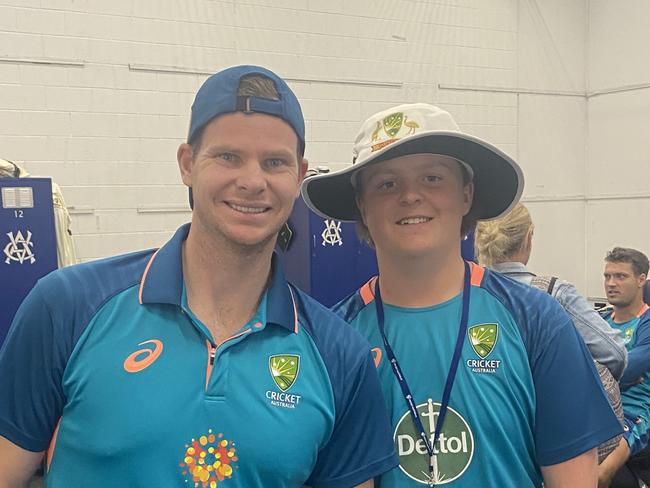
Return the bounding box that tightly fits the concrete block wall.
[515,0,588,291]
[585,0,650,300]
[1,0,591,281]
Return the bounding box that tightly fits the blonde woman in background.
[475,203,626,380]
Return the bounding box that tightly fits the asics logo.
[371,347,382,368]
[123,339,164,373]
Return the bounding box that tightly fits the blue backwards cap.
[188,65,305,149]
[186,65,305,209]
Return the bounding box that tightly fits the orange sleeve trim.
[46,418,61,472]
[360,276,378,305]
[138,249,160,305]
[469,262,485,287]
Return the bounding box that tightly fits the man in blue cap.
[0,65,397,487]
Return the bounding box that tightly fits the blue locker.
[281,197,378,307]
[0,178,58,347]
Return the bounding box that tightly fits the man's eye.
[378,180,395,190]
[218,153,235,161]
[425,175,442,183]
[267,158,285,168]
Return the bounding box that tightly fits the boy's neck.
[376,250,466,308]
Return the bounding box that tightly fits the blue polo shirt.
[0,224,397,487]
[335,264,621,487]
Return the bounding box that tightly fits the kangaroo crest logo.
[269,355,299,392]
[468,323,498,358]
[382,112,404,137]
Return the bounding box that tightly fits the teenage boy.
[302,103,621,487]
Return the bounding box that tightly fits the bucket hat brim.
[301,129,524,223]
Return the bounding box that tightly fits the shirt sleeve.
[553,281,627,380]
[0,283,66,452]
[621,317,650,388]
[306,351,398,488]
[531,314,623,465]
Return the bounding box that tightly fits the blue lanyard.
[374,261,471,487]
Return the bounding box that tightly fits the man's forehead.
[604,261,635,274]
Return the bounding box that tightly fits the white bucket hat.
[301,103,524,222]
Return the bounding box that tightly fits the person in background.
[599,247,650,487]
[474,202,627,380]
[0,65,397,487]
[302,102,621,487]
[474,202,626,465]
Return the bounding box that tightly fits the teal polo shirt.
[0,224,397,487]
[335,264,621,487]
[604,305,650,455]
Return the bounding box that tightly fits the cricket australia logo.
[266,355,302,409]
[623,327,634,345]
[466,323,501,374]
[395,399,474,485]
[4,231,36,264]
[321,220,342,246]
[370,111,421,152]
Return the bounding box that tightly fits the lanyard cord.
[374,261,472,486]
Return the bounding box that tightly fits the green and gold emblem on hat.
[468,324,498,359]
[382,112,404,137]
[269,354,300,391]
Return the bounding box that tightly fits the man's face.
[604,261,646,308]
[178,112,307,251]
[356,153,473,260]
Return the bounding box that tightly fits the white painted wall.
[585,0,650,301]
[516,0,587,291]
[2,0,639,302]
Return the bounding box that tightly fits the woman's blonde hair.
[474,202,533,267]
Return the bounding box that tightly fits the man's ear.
[295,158,309,197]
[177,143,194,187]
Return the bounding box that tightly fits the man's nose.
[236,162,267,193]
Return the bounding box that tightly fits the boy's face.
[178,111,307,251]
[356,153,473,260]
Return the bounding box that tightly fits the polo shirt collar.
[138,223,297,333]
[492,261,532,276]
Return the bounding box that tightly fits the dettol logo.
[394,399,474,485]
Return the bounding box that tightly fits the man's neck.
[182,225,274,344]
[613,298,646,323]
[376,249,465,308]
